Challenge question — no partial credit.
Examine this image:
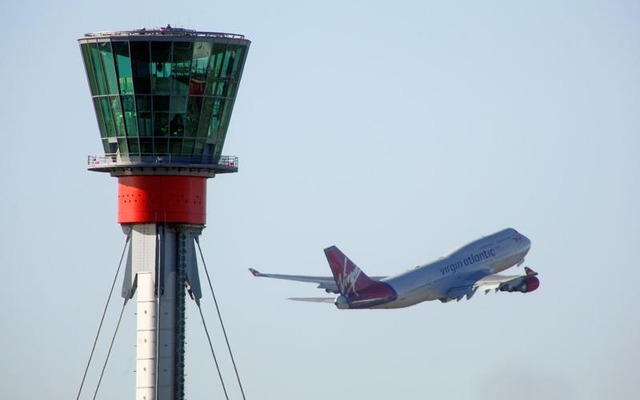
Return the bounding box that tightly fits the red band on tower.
[117,176,207,224]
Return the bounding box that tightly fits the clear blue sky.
[1,1,639,399]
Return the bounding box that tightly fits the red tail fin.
[323,246,376,296]
[324,246,398,309]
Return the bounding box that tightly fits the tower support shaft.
[125,224,202,400]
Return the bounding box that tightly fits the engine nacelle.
[520,276,540,293]
[499,276,540,293]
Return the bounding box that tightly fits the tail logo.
[337,256,361,296]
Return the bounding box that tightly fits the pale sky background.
[1,1,639,399]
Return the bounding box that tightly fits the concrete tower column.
[123,224,203,400]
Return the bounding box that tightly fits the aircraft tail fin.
[323,246,398,308]
[323,246,377,296]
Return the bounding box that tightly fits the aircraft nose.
[521,234,531,252]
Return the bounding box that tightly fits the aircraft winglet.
[249,268,262,277]
[524,267,538,276]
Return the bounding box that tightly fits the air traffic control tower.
[78,27,250,400]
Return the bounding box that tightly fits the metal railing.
[82,27,246,40]
[87,153,239,170]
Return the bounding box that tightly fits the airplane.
[249,228,539,309]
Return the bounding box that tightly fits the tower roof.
[80,26,247,41]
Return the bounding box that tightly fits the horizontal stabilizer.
[288,297,335,303]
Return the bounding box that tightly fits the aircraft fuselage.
[362,228,531,308]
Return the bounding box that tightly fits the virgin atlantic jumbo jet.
[249,228,539,309]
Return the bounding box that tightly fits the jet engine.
[499,276,540,293]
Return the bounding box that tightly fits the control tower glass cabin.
[79,28,250,176]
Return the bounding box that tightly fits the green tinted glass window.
[169,135,182,154]
[191,41,212,93]
[182,138,195,155]
[110,96,126,137]
[130,42,151,94]
[136,95,152,139]
[121,95,138,137]
[172,41,193,95]
[187,97,203,138]
[223,45,245,99]
[81,44,100,96]
[113,41,133,94]
[127,137,140,155]
[151,41,172,95]
[198,97,215,139]
[229,46,246,80]
[170,95,187,114]
[92,97,107,137]
[98,42,119,95]
[170,95,187,140]
[211,98,225,136]
[170,113,185,137]
[140,137,153,155]
[221,48,235,78]
[194,138,206,156]
[89,43,108,95]
[153,112,169,136]
[98,97,116,138]
[153,95,170,111]
[205,43,227,96]
[153,95,170,138]
[213,99,232,146]
[154,135,167,154]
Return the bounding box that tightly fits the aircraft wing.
[249,268,340,293]
[474,267,539,293]
[249,268,386,294]
[444,267,540,301]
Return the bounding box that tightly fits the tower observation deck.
[78,27,250,400]
[80,27,249,178]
